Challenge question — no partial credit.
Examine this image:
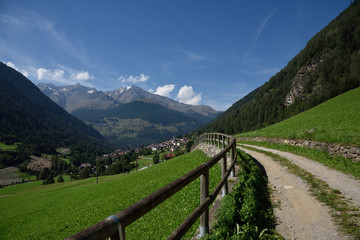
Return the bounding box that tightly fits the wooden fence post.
[67,133,237,240]
[199,169,209,237]
[221,154,228,196]
[230,144,236,178]
[107,216,126,240]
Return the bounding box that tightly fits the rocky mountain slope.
[38,83,219,148]
[72,101,202,149]
[39,84,220,123]
[37,83,118,112]
[107,86,220,121]
[200,0,360,135]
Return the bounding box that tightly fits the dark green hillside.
[0,62,106,155]
[73,101,202,148]
[201,0,360,135]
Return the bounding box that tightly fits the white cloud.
[6,61,29,78]
[37,68,64,81]
[35,67,94,85]
[6,61,17,70]
[71,71,92,81]
[176,85,202,105]
[118,74,149,84]
[154,84,175,98]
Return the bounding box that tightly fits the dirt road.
[239,145,352,240]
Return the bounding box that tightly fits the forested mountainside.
[200,0,360,135]
[72,101,202,149]
[0,62,107,155]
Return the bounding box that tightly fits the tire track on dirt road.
[238,146,351,240]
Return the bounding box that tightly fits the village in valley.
[104,136,190,160]
[1,136,192,188]
[86,136,192,175]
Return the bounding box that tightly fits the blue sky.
[0,0,351,110]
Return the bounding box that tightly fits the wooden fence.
[65,133,237,240]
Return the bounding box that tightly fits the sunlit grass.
[0,150,221,240]
[237,87,360,146]
[0,142,17,151]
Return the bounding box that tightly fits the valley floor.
[239,144,360,239]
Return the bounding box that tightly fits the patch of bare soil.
[239,147,350,240]
[26,155,51,172]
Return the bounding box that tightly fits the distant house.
[79,163,91,171]
[170,145,179,152]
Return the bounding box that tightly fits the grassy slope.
[0,151,221,240]
[0,143,17,151]
[237,87,360,146]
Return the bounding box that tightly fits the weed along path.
[238,146,351,240]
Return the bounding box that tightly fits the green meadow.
[238,87,360,146]
[0,143,17,151]
[0,150,221,240]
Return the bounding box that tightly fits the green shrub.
[205,150,277,240]
[153,154,160,164]
[57,175,64,183]
[42,176,54,185]
[79,166,91,179]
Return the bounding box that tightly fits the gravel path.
[238,146,352,240]
[241,144,360,206]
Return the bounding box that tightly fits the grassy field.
[237,87,360,146]
[0,143,17,151]
[135,156,153,169]
[0,150,221,240]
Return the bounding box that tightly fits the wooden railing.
[65,133,237,240]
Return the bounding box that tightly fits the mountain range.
[38,83,220,148]
[38,84,219,122]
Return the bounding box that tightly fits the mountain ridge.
[38,83,218,149]
[0,62,106,155]
[38,83,220,123]
[72,100,202,149]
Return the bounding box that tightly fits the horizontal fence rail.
[65,133,237,240]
